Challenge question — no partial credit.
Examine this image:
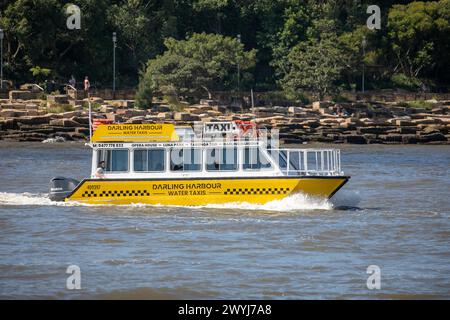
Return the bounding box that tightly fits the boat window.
[206,148,238,171]
[134,149,165,172]
[243,147,272,170]
[170,148,202,171]
[97,149,129,172]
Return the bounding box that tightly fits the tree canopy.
[0,0,449,93]
[143,33,256,97]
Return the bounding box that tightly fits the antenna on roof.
[251,89,255,119]
[88,92,92,140]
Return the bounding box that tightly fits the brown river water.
[0,142,449,299]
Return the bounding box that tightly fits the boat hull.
[65,176,349,206]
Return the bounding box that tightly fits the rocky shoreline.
[0,90,449,144]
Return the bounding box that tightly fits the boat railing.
[268,148,342,176]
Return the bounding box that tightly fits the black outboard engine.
[49,177,80,201]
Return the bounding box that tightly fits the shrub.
[391,74,422,91]
[46,104,74,113]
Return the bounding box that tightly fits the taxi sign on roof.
[91,124,179,142]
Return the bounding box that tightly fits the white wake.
[200,192,333,211]
[0,192,74,206]
[0,189,360,211]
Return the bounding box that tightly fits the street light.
[0,29,4,89]
[362,35,366,94]
[237,34,241,93]
[112,32,117,97]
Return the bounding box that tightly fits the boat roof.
[90,123,180,142]
[90,121,257,143]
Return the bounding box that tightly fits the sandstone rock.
[126,116,146,123]
[197,105,213,111]
[379,134,403,143]
[124,100,134,108]
[401,135,420,144]
[395,119,413,126]
[174,112,200,121]
[412,118,441,125]
[200,116,214,122]
[410,113,432,119]
[157,112,173,119]
[47,94,69,104]
[397,126,417,134]
[26,110,39,116]
[116,108,146,117]
[9,90,38,101]
[83,97,104,104]
[2,132,47,141]
[15,115,53,125]
[1,119,18,130]
[105,113,123,122]
[345,135,367,144]
[312,101,332,110]
[359,118,375,126]
[60,111,80,118]
[200,99,218,106]
[69,99,85,107]
[71,116,90,125]
[212,105,227,113]
[0,103,28,110]
[184,107,204,115]
[152,104,171,112]
[100,105,115,113]
[319,118,339,125]
[358,126,391,134]
[301,120,320,128]
[49,119,80,127]
[282,137,306,144]
[25,104,39,110]
[0,109,28,118]
[420,132,447,142]
[143,115,161,122]
[421,126,441,135]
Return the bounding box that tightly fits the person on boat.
[95,161,106,179]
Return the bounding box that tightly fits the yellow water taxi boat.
[49,121,349,205]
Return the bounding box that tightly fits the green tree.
[281,21,344,100]
[338,26,380,90]
[134,67,154,109]
[387,0,450,82]
[0,0,112,83]
[143,33,257,98]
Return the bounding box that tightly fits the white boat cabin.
[88,122,342,179]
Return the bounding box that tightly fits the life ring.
[234,120,258,137]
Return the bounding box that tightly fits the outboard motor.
[49,177,80,202]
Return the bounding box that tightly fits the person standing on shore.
[69,75,76,88]
[84,76,90,98]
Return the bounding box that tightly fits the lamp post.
[362,35,366,94]
[0,29,4,90]
[237,34,241,93]
[112,32,117,98]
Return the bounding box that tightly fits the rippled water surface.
[0,142,449,299]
